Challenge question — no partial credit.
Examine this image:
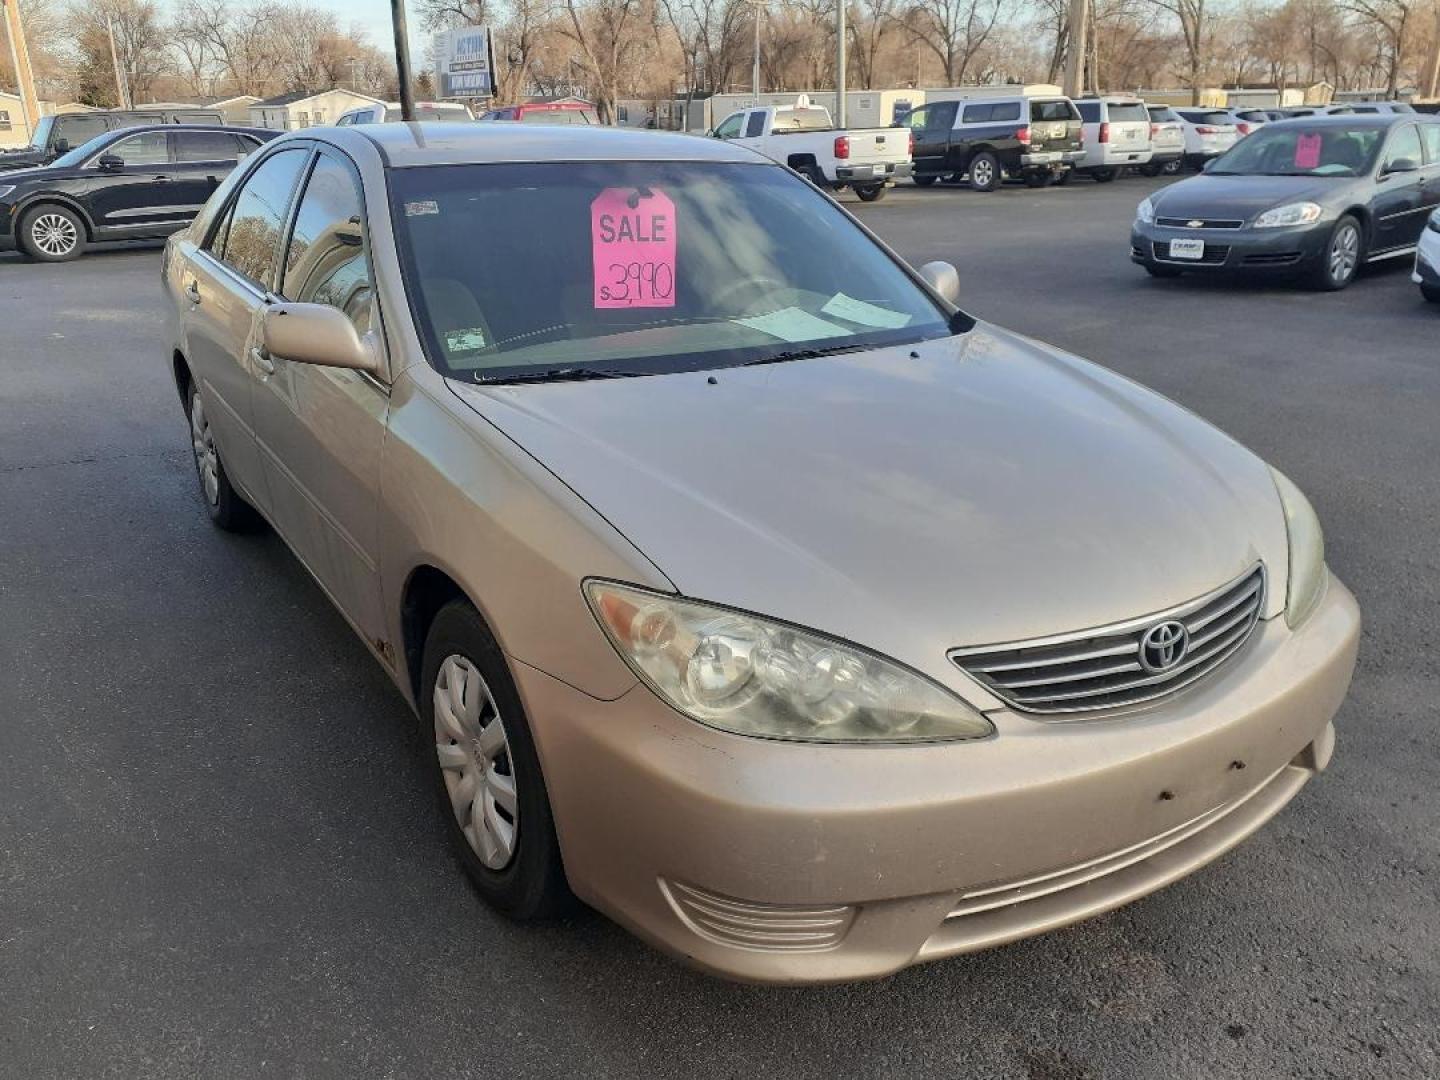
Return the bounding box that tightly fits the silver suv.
[1071,97,1153,182]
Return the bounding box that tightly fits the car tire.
[913,174,937,187]
[18,203,86,262]
[1161,158,1183,175]
[1307,214,1363,291]
[1091,167,1119,183]
[1145,264,1183,279]
[1024,172,1053,188]
[855,183,886,202]
[968,152,1001,192]
[1053,169,1072,186]
[186,384,260,532]
[1421,282,1440,303]
[421,599,572,920]
[1139,162,1163,177]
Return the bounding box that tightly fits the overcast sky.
[308,0,434,64]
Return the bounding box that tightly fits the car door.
[907,102,956,174]
[1372,123,1427,251]
[1418,125,1440,222]
[167,131,250,223]
[82,130,175,232]
[248,148,388,643]
[179,145,312,514]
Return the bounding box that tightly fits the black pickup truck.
[0,108,225,172]
[899,93,1084,191]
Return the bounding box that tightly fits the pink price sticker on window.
[591,187,676,308]
[1294,133,1323,170]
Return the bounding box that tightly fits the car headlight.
[1136,196,1155,224]
[1269,468,1326,628]
[585,581,994,743]
[0,185,15,200]
[1254,202,1323,228]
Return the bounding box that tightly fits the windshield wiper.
[738,342,871,368]
[476,366,637,385]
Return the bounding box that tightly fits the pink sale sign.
[591,187,677,308]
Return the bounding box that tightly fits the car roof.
[98,124,270,137]
[324,122,761,168]
[1262,113,1414,128]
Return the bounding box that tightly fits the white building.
[0,90,53,150]
[249,89,387,131]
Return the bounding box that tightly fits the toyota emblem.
[1139,620,1190,673]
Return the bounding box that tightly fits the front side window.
[713,113,743,139]
[745,111,766,137]
[217,148,309,287]
[389,161,955,382]
[282,154,372,333]
[1420,124,1440,164]
[101,130,169,165]
[1382,125,1423,171]
[1210,124,1382,177]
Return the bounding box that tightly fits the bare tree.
[1145,0,1207,103]
[559,0,657,121]
[847,0,898,88]
[900,0,1002,85]
[1340,0,1412,95]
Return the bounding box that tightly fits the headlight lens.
[1254,201,1323,228]
[1270,468,1326,627]
[0,185,15,200]
[1136,196,1155,224]
[585,581,994,743]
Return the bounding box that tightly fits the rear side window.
[1106,103,1148,123]
[1032,100,1078,122]
[1076,102,1101,123]
[173,131,242,162]
[745,111,766,137]
[990,101,1021,121]
[961,103,993,123]
[216,148,309,288]
[282,154,373,333]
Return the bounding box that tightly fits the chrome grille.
[949,565,1265,715]
[1156,216,1244,230]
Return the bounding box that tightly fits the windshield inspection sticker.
[404,200,440,217]
[444,327,488,353]
[736,307,850,343]
[591,187,677,308]
[821,293,913,329]
[1294,133,1323,170]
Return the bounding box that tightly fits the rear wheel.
[912,174,937,188]
[18,204,86,262]
[968,152,1000,192]
[1307,214,1363,291]
[1161,157,1183,175]
[1053,169,1072,186]
[1421,282,1440,303]
[855,183,886,202]
[422,600,572,919]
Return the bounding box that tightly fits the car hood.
[449,326,1289,700]
[1153,174,1346,220]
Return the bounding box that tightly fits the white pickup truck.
[711,97,913,202]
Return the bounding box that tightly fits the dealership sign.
[433,26,494,99]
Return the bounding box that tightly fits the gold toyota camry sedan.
[161,123,1360,984]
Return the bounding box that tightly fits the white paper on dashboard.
[821,293,913,329]
[735,307,851,343]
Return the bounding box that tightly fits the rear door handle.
[250,347,275,376]
[153,174,172,182]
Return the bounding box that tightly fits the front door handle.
[184,280,201,305]
[250,347,275,376]
[152,174,172,182]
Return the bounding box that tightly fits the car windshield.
[389,161,955,381]
[1209,124,1383,176]
[26,115,55,150]
[1181,110,1233,126]
[1107,103,1149,123]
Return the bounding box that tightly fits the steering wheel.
[711,276,789,315]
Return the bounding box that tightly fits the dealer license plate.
[1169,238,1205,260]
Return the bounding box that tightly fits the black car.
[1130,115,1440,290]
[0,108,228,172]
[900,93,1084,191]
[0,125,275,262]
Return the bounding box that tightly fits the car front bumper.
[1131,218,1332,273]
[519,573,1360,984]
[1411,225,1440,285]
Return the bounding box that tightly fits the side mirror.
[97,154,125,173]
[918,260,960,305]
[1384,157,1418,175]
[262,303,380,374]
[54,138,70,154]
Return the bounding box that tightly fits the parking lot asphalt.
[1,174,1437,1079]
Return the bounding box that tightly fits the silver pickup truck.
[711,98,913,202]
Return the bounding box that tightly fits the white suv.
[1175,108,1241,168]
[1071,97,1153,182]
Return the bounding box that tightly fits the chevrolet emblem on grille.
[1187,219,1205,228]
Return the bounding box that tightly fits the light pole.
[751,0,762,100]
[835,0,847,127]
[348,55,358,92]
[390,0,416,121]
[2,0,40,140]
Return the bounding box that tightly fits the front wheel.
[855,183,886,202]
[1307,214,1363,291]
[1053,169,1072,186]
[18,204,86,262]
[968,152,1001,192]
[1139,162,1163,178]
[912,174,937,188]
[1161,157,1183,175]
[422,600,572,919]
[1024,171,1053,188]
[1091,167,1119,183]
[188,385,259,531]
